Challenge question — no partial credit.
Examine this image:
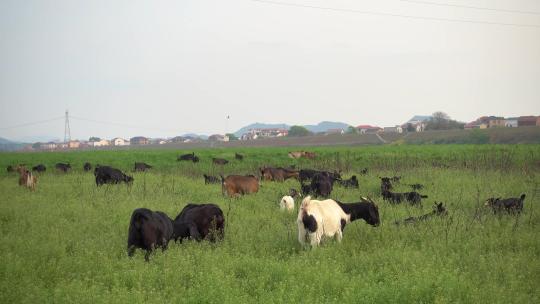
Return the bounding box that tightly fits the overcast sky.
[1,0,539,141]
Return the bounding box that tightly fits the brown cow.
[221,175,259,197]
[17,166,37,191]
[260,167,299,182]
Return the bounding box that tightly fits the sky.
[1,0,539,141]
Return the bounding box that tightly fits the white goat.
[280,196,295,211]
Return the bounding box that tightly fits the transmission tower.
[64,110,71,143]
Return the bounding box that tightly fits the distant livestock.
[203,174,221,184]
[299,169,341,184]
[32,164,46,173]
[17,166,37,191]
[280,196,295,211]
[221,175,259,197]
[485,194,526,214]
[134,162,152,172]
[94,165,134,186]
[260,167,299,182]
[396,202,447,225]
[212,158,229,165]
[55,163,71,173]
[338,175,359,189]
[235,153,244,160]
[127,208,174,261]
[172,203,225,242]
[302,172,337,198]
[288,151,316,159]
[297,196,379,247]
[382,189,427,206]
[83,162,92,172]
[177,152,199,163]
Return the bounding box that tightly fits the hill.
[233,121,350,136]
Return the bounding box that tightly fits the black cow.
[94,165,133,186]
[173,204,225,242]
[177,152,199,163]
[134,162,152,172]
[203,174,220,184]
[382,190,427,206]
[55,163,71,173]
[299,169,341,184]
[485,194,526,214]
[127,208,174,261]
[235,153,244,160]
[32,164,46,172]
[338,175,359,189]
[309,173,334,198]
[212,158,229,165]
[83,162,92,171]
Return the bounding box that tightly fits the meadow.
[0,145,539,303]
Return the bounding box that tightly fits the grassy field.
[1,145,539,303]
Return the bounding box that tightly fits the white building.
[111,138,129,146]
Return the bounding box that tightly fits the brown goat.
[221,175,259,197]
[17,166,37,191]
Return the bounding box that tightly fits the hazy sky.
[1,0,539,141]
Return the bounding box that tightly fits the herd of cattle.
[6,150,527,261]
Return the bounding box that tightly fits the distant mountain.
[0,137,25,151]
[233,121,351,136]
[12,135,61,143]
[303,121,351,133]
[182,133,208,140]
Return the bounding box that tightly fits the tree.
[346,126,358,134]
[89,137,101,142]
[288,125,311,137]
[425,111,465,131]
[226,133,238,141]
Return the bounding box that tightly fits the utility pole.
[64,110,71,143]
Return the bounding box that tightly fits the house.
[325,129,345,135]
[170,136,186,143]
[130,136,149,145]
[241,128,288,140]
[40,142,57,150]
[402,115,431,132]
[89,139,110,147]
[383,126,403,133]
[57,142,68,149]
[208,134,229,142]
[487,116,506,128]
[112,138,129,146]
[518,116,538,127]
[68,140,80,149]
[356,125,382,134]
[505,117,518,128]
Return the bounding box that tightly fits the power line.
[70,116,183,134]
[249,0,540,28]
[0,116,64,130]
[397,0,540,15]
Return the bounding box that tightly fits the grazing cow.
[408,183,424,191]
[212,158,229,165]
[83,162,92,172]
[360,168,368,175]
[177,152,199,163]
[94,165,134,186]
[221,175,259,197]
[260,167,299,182]
[280,196,295,211]
[127,208,173,261]
[203,174,221,184]
[173,203,225,242]
[485,194,526,214]
[235,153,244,160]
[55,163,71,173]
[7,165,14,173]
[17,166,37,191]
[134,162,152,172]
[396,202,448,225]
[297,196,379,247]
[338,175,359,189]
[32,164,46,173]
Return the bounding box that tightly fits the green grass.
[0,145,539,303]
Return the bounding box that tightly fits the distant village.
[26,115,540,151]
